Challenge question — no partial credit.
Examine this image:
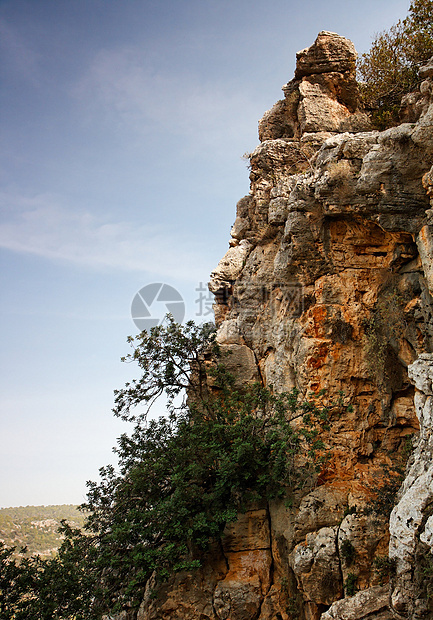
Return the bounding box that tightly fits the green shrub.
[344,572,358,596]
[343,505,357,518]
[373,556,397,584]
[366,465,404,518]
[341,539,356,566]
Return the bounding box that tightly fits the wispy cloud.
[0,192,213,281]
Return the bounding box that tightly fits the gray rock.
[320,585,392,620]
[419,57,433,80]
[389,354,433,617]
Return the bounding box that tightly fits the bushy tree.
[358,0,433,128]
[81,318,338,614]
[0,318,349,618]
[0,531,100,620]
[0,542,31,620]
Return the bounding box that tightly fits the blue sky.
[0,0,410,507]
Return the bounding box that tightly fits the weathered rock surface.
[388,353,433,619]
[321,585,392,620]
[138,37,433,620]
[258,31,371,143]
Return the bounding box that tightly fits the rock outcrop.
[139,33,433,620]
[256,31,371,143]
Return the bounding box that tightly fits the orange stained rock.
[305,305,328,338]
[307,342,329,369]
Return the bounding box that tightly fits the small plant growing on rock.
[341,539,356,566]
[344,572,358,596]
[286,593,303,618]
[414,541,433,606]
[281,576,303,618]
[402,433,415,458]
[373,556,397,585]
[241,151,252,169]
[343,505,357,518]
[365,465,405,518]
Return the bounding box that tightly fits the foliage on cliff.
[357,0,433,128]
[79,319,340,614]
[0,318,347,618]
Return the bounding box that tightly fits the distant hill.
[0,504,86,558]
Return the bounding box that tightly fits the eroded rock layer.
[139,32,433,620]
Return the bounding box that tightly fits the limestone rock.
[210,32,432,620]
[295,487,347,532]
[417,224,433,293]
[338,511,389,591]
[258,99,296,142]
[222,509,270,553]
[258,31,370,143]
[389,354,433,619]
[213,509,272,620]
[215,343,259,386]
[419,57,433,79]
[422,165,433,203]
[213,576,264,620]
[320,585,392,620]
[209,239,252,294]
[295,31,357,79]
[290,526,343,606]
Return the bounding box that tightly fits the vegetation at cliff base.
[0,318,349,619]
[358,0,433,128]
[0,505,85,559]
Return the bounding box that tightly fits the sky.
[0,0,411,508]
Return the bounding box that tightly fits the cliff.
[138,33,433,620]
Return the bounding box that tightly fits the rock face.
[389,354,433,619]
[140,33,433,620]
